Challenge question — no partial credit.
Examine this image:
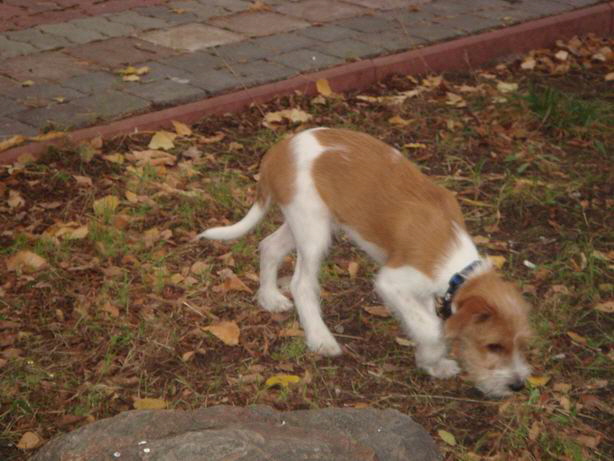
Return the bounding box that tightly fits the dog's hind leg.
[257,222,295,312]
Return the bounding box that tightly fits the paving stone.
[66,37,176,69]
[513,0,570,17]
[62,71,121,94]
[134,5,198,25]
[561,0,601,6]
[381,9,437,27]
[121,78,205,106]
[420,1,478,17]
[2,51,91,83]
[405,21,465,43]
[6,27,72,51]
[37,22,105,45]
[160,51,224,74]
[167,1,227,20]
[187,68,243,94]
[343,0,432,10]
[10,83,84,108]
[69,16,138,38]
[297,25,356,43]
[10,102,98,131]
[205,0,252,13]
[0,35,36,58]
[274,0,367,23]
[0,117,38,139]
[106,11,169,32]
[270,48,342,72]
[227,59,296,85]
[136,61,194,83]
[448,14,503,34]
[209,11,310,38]
[139,23,243,52]
[357,28,425,53]
[212,40,271,63]
[0,95,27,117]
[0,76,20,97]
[313,37,386,60]
[72,89,151,120]
[335,15,399,34]
[251,32,319,54]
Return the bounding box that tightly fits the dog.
[198,127,532,397]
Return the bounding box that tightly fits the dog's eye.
[487,343,505,353]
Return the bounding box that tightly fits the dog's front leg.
[375,266,460,379]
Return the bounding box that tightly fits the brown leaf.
[203,320,240,346]
[6,251,48,272]
[249,0,271,12]
[133,397,168,410]
[316,78,333,97]
[567,331,587,345]
[199,132,225,144]
[172,120,192,137]
[101,302,120,318]
[73,175,93,187]
[190,261,209,275]
[17,432,42,450]
[148,131,177,150]
[594,300,614,313]
[0,135,27,152]
[7,190,25,209]
[347,261,359,279]
[363,305,391,318]
[214,268,252,294]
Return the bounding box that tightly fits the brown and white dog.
[198,128,532,397]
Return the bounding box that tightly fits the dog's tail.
[197,192,270,241]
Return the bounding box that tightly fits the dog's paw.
[422,358,460,379]
[307,332,342,357]
[257,289,294,312]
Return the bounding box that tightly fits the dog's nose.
[508,379,525,392]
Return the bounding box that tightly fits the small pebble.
[143,448,151,454]
[113,452,121,458]
[138,441,147,445]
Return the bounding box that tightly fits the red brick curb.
[1,3,612,165]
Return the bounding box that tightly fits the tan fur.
[258,135,295,206]
[311,129,465,275]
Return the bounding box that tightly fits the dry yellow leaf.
[6,251,48,272]
[29,131,65,142]
[172,120,192,137]
[101,302,120,318]
[93,195,119,216]
[133,397,168,410]
[445,92,466,107]
[249,0,271,12]
[190,261,209,275]
[203,320,240,346]
[555,50,569,61]
[67,225,89,240]
[122,74,140,82]
[363,305,391,318]
[594,300,614,313]
[316,78,333,97]
[527,375,551,387]
[0,135,26,152]
[404,142,427,149]
[73,175,93,187]
[148,131,177,150]
[496,81,518,93]
[265,374,301,388]
[438,429,456,446]
[125,190,139,203]
[521,57,537,70]
[488,255,506,269]
[567,331,587,345]
[348,261,359,279]
[263,108,312,128]
[102,153,124,164]
[7,190,25,209]
[605,72,614,82]
[395,337,414,347]
[17,432,42,450]
[388,115,411,126]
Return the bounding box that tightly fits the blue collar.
[441,260,482,319]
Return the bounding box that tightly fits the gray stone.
[252,32,319,54]
[270,48,342,72]
[121,79,205,106]
[62,71,120,94]
[209,11,310,38]
[139,23,243,52]
[0,35,36,58]
[70,16,138,38]
[36,23,105,45]
[5,28,72,51]
[133,5,199,25]
[72,90,151,120]
[0,117,38,139]
[297,25,357,43]
[406,21,465,43]
[167,1,227,20]
[228,59,296,85]
[448,14,503,33]
[10,83,84,107]
[205,0,252,13]
[0,95,25,117]
[335,15,399,34]
[32,406,441,461]
[137,61,195,82]
[313,37,385,60]
[161,51,224,74]
[188,68,244,94]
[514,0,570,17]
[106,11,169,32]
[357,29,425,53]
[10,102,98,130]
[212,40,272,63]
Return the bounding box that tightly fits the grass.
[1,35,613,460]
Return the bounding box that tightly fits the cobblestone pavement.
[0,0,605,139]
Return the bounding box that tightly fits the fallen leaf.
[21,80,34,87]
[594,300,614,313]
[388,115,411,126]
[172,120,192,136]
[497,81,518,93]
[93,195,119,217]
[395,337,414,347]
[404,142,427,149]
[102,153,124,164]
[199,132,225,144]
[576,434,600,449]
[528,421,541,441]
[148,131,177,150]
[438,429,456,446]
[203,320,240,346]
[214,268,253,294]
[101,302,120,318]
[17,432,42,450]
[182,350,195,362]
[7,190,25,209]
[30,131,66,142]
[0,135,26,152]
[263,108,312,128]
[73,175,93,187]
[67,225,89,240]
[567,331,587,345]
[605,72,614,82]
[6,251,48,272]
[521,57,537,70]
[133,397,168,410]
[249,0,271,12]
[190,261,209,275]
[265,374,301,388]
[445,92,466,107]
[527,375,551,387]
[316,78,333,97]
[488,255,506,269]
[122,74,141,82]
[125,190,139,203]
[363,305,391,318]
[348,261,359,279]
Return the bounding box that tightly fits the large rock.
[33,405,441,461]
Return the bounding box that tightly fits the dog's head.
[445,270,532,397]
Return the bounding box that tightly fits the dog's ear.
[445,296,493,338]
